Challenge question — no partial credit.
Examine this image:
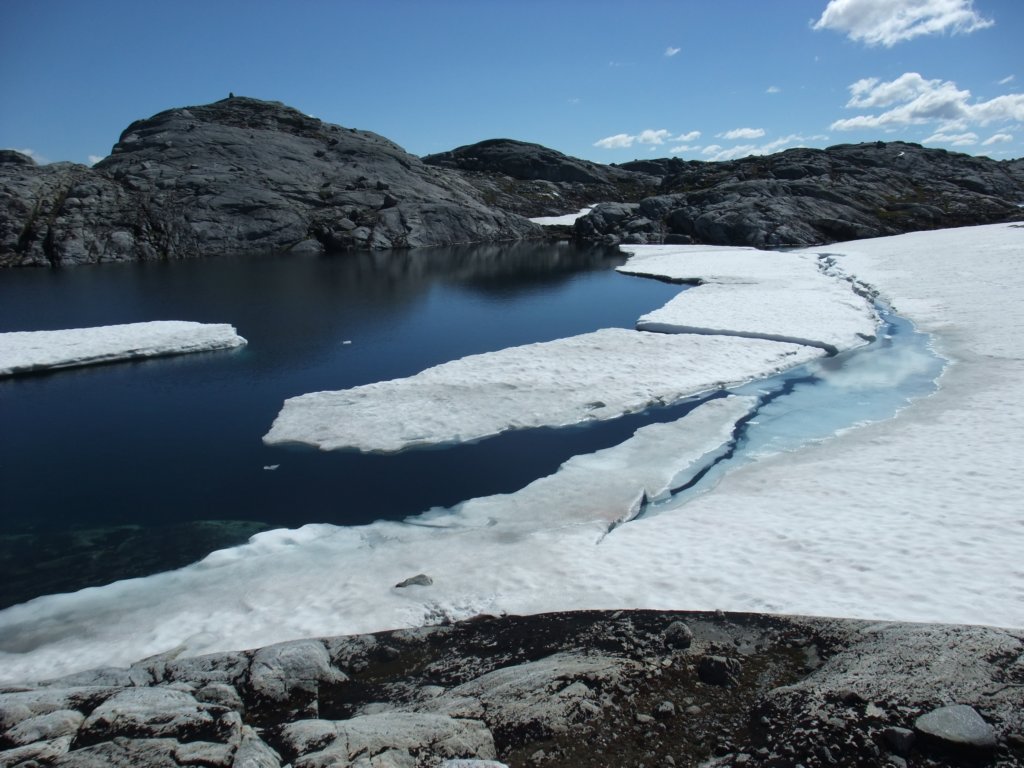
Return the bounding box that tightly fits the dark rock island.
[3,96,1023,266]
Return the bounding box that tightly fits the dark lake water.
[0,242,686,606]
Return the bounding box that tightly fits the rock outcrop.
[423,139,658,219]
[0,98,540,267]
[2,610,1022,767]
[575,142,1024,247]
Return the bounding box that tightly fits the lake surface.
[0,242,685,605]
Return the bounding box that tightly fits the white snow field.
[620,245,879,353]
[0,321,247,376]
[1,223,1022,684]
[528,207,593,226]
[263,328,820,452]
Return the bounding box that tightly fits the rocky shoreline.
[3,97,1023,267]
[2,610,1021,767]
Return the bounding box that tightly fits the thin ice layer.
[0,397,755,682]
[0,321,247,376]
[620,245,878,353]
[262,328,821,452]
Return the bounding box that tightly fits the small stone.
[636,713,655,725]
[663,621,693,650]
[685,705,702,716]
[882,726,915,756]
[654,701,676,719]
[395,574,433,588]
[697,655,742,687]
[914,704,997,751]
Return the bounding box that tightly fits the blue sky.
[1,0,1021,166]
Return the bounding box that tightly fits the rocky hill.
[4,98,1024,267]
[423,138,657,218]
[577,142,1024,247]
[0,98,539,267]
[2,610,1021,767]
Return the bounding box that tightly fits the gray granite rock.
[248,639,347,718]
[573,141,1024,247]
[914,703,997,750]
[278,712,496,767]
[0,97,539,266]
[76,687,239,745]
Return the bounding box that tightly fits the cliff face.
[0,97,540,267]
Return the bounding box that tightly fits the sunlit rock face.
[0,97,540,267]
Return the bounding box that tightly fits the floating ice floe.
[263,328,821,452]
[619,245,879,353]
[528,207,593,226]
[0,321,247,376]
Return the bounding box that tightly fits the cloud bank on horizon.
[593,0,1020,163]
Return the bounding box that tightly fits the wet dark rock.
[395,573,434,588]
[0,97,539,267]
[663,621,694,650]
[697,655,743,687]
[881,725,915,756]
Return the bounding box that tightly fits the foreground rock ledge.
[1,611,1021,767]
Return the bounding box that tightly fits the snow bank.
[529,207,593,226]
[0,321,247,376]
[263,328,820,452]
[0,397,754,681]
[620,245,879,353]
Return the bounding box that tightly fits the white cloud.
[665,46,681,57]
[813,0,994,47]
[674,130,701,142]
[593,133,635,149]
[718,127,766,140]
[700,134,817,161]
[638,129,672,145]
[924,130,978,146]
[982,132,1013,146]
[87,154,105,166]
[766,85,782,94]
[7,147,48,164]
[669,144,701,154]
[832,72,1024,132]
[998,75,1015,86]
[593,129,675,149]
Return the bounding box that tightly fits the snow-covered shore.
[0,321,246,376]
[1,223,1021,684]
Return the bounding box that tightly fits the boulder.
[914,703,997,751]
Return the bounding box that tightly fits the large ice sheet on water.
[619,245,879,353]
[0,397,755,682]
[0,321,247,376]
[263,328,821,452]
